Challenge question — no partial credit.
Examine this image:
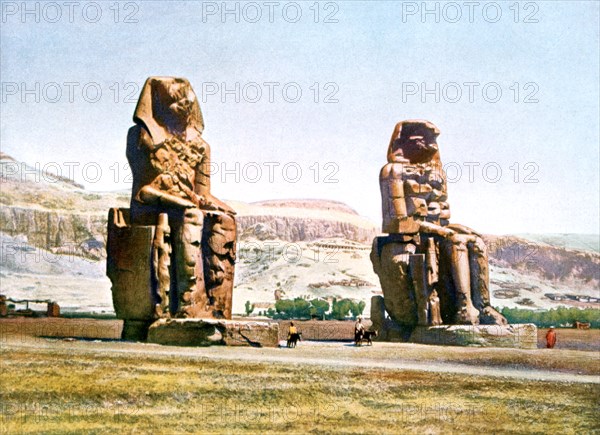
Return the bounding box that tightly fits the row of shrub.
[246,300,599,327]
[247,298,365,320]
[500,307,600,328]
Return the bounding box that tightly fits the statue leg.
[370,295,386,339]
[377,242,418,326]
[469,236,489,310]
[429,296,443,325]
[153,213,171,317]
[445,234,480,324]
[173,209,207,317]
[470,236,507,325]
[203,213,236,319]
[409,254,429,326]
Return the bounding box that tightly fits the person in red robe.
[546,327,557,349]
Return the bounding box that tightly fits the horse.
[362,330,378,345]
[355,330,378,346]
[574,321,591,330]
[287,332,302,348]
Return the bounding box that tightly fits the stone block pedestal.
[147,318,280,347]
[409,324,537,349]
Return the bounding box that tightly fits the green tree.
[357,301,366,317]
[309,299,330,319]
[274,298,313,319]
[501,307,599,328]
[330,298,353,320]
[275,299,295,318]
[245,301,255,316]
[292,298,311,319]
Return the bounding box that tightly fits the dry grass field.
[1,331,599,434]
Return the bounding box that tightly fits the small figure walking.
[546,327,557,349]
[354,316,365,345]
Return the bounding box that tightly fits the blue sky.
[1,1,599,234]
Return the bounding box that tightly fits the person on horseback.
[287,322,301,348]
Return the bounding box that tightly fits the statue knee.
[183,208,204,223]
[471,236,487,255]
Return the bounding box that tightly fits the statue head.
[387,120,441,164]
[134,77,204,145]
[207,213,236,257]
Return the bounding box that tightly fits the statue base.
[122,320,154,341]
[408,324,537,349]
[147,318,280,347]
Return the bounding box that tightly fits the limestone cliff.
[1,154,598,294]
[0,155,377,255]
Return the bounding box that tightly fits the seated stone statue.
[371,120,506,327]
[107,77,237,339]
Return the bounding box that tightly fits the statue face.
[167,82,196,120]
[392,134,438,164]
[153,79,198,131]
[133,77,205,145]
[388,121,440,164]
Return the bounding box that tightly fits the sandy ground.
[2,318,599,384]
[2,335,599,385]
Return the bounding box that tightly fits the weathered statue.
[371,120,506,328]
[107,77,237,339]
[427,289,442,326]
[153,213,171,318]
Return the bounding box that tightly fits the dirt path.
[4,337,599,385]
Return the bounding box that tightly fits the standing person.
[355,316,365,345]
[546,327,557,349]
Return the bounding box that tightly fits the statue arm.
[195,137,211,197]
[418,220,455,238]
[446,223,481,236]
[137,184,196,208]
[380,163,409,218]
[202,197,237,215]
[192,138,236,215]
[132,130,210,210]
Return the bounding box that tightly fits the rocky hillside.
[485,235,599,286]
[234,199,377,243]
[0,155,377,254]
[1,154,598,314]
